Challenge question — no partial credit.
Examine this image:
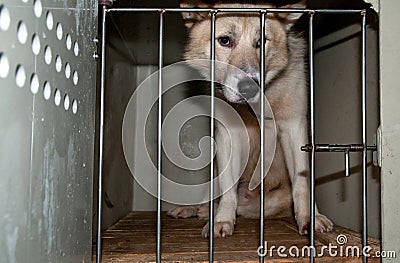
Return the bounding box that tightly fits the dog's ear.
[180,0,214,29]
[275,0,307,30]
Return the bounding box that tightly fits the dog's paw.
[197,205,210,220]
[201,221,235,238]
[296,213,334,235]
[167,205,198,219]
[296,215,309,235]
[315,213,334,233]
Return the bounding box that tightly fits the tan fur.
[168,0,333,237]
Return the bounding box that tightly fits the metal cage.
[96,3,376,263]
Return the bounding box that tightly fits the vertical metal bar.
[156,10,165,263]
[96,5,108,263]
[259,10,266,263]
[308,11,316,263]
[209,10,217,263]
[96,5,107,263]
[361,10,368,263]
[345,150,350,177]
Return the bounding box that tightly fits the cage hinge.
[93,37,99,60]
[364,0,379,13]
[99,0,114,8]
[373,126,382,167]
[93,52,99,60]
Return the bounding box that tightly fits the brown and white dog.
[168,0,333,237]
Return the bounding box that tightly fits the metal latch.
[301,143,378,177]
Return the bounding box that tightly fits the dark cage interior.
[94,0,380,262]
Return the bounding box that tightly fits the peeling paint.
[75,0,83,35]
[42,140,57,255]
[5,225,18,263]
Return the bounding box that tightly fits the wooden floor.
[97,212,380,262]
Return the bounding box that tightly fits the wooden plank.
[96,211,381,262]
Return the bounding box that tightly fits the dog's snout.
[238,78,259,100]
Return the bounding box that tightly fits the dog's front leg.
[202,124,241,238]
[279,119,333,235]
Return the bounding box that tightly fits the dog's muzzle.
[238,77,260,101]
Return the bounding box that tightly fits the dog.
[168,0,333,237]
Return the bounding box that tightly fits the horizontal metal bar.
[106,8,365,14]
[301,144,377,152]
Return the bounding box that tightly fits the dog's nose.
[238,78,259,100]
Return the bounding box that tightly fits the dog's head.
[181,0,306,103]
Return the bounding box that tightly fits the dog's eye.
[218,36,232,47]
[256,38,268,48]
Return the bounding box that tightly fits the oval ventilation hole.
[30,74,39,94]
[65,63,71,79]
[33,0,42,18]
[72,99,78,114]
[15,65,26,88]
[0,5,11,31]
[17,21,28,44]
[54,89,61,106]
[44,45,52,65]
[64,94,70,111]
[73,71,78,86]
[55,55,62,72]
[31,34,41,55]
[73,41,79,56]
[46,11,53,30]
[43,81,51,100]
[0,53,10,79]
[56,22,63,40]
[66,34,72,50]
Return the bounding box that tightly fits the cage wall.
[0,0,98,261]
[379,0,400,257]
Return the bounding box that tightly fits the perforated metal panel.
[0,0,97,262]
